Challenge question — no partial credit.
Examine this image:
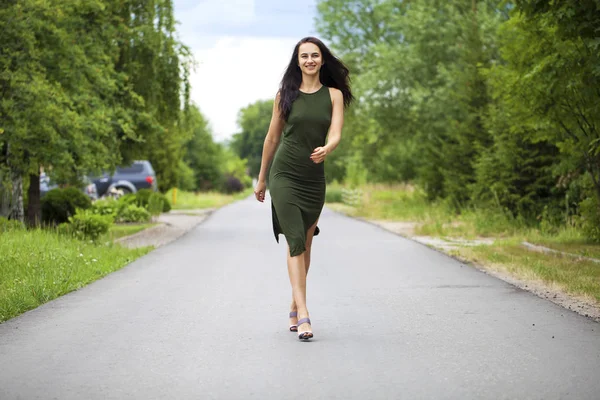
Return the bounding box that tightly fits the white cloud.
[188,36,298,141]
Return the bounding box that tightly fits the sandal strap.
[289,311,298,318]
[297,318,311,326]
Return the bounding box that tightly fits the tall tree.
[112,0,192,192]
[230,100,274,179]
[183,105,223,191]
[0,0,140,224]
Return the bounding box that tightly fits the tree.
[0,0,140,225]
[230,100,274,179]
[183,105,223,191]
[111,0,192,192]
[0,0,192,224]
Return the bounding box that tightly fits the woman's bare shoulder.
[328,87,343,101]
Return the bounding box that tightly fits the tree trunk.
[0,170,10,218]
[27,170,41,227]
[10,168,24,223]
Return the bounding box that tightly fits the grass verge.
[0,229,151,323]
[451,241,600,303]
[165,188,253,210]
[105,223,158,241]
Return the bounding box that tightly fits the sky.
[173,0,319,142]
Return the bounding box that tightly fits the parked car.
[91,160,158,198]
[40,173,99,201]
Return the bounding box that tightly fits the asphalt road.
[1,195,599,400]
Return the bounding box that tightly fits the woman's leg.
[289,220,319,329]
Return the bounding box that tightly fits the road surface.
[1,195,599,399]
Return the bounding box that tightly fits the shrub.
[90,199,119,220]
[222,175,244,194]
[118,193,137,207]
[41,187,92,225]
[134,189,170,213]
[116,204,151,223]
[56,222,73,237]
[135,189,153,209]
[0,217,25,232]
[67,209,112,241]
[160,193,171,212]
[147,193,165,217]
[578,196,600,243]
[325,186,343,203]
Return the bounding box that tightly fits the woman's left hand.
[310,146,328,164]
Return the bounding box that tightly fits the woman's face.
[297,42,323,76]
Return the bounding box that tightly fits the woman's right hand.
[254,180,267,202]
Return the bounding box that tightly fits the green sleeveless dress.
[269,85,332,257]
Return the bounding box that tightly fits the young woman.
[254,37,353,341]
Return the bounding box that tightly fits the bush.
[578,196,600,243]
[147,193,164,217]
[221,175,244,194]
[41,187,92,225]
[160,193,171,212]
[66,209,112,241]
[135,189,153,209]
[90,199,119,220]
[325,186,343,203]
[56,222,73,237]
[134,189,170,213]
[116,204,151,223]
[178,160,197,192]
[0,217,25,232]
[118,193,137,207]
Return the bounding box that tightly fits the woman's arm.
[310,88,344,164]
[255,93,284,202]
[257,93,285,182]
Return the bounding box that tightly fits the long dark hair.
[279,37,354,121]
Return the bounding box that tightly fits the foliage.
[325,185,343,203]
[135,189,153,209]
[41,187,92,225]
[165,188,252,210]
[116,204,151,223]
[230,100,274,178]
[182,105,223,191]
[90,199,119,219]
[66,209,112,241]
[315,0,600,240]
[0,0,192,222]
[177,160,196,192]
[221,176,244,194]
[157,193,171,212]
[221,149,252,189]
[0,216,25,232]
[577,193,600,243]
[147,192,165,217]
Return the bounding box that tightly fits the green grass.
[105,223,158,241]
[165,188,253,210]
[454,241,600,302]
[326,184,515,237]
[0,229,151,323]
[523,228,600,259]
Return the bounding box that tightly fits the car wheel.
[118,187,132,195]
